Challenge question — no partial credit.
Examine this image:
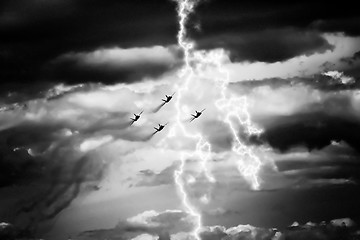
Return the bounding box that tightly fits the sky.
[1,0,360,239]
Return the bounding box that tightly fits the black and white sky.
[1,0,360,239]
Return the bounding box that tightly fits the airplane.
[130,110,143,125]
[190,108,205,122]
[162,92,175,103]
[153,122,168,133]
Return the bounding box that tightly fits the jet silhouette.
[130,110,143,125]
[152,92,176,113]
[190,109,205,122]
[153,123,168,133]
[162,92,175,103]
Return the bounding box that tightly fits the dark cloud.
[247,105,360,184]
[185,0,359,62]
[0,222,37,240]
[0,0,178,93]
[282,219,357,240]
[341,50,360,65]
[258,112,360,153]
[191,0,360,36]
[0,124,61,187]
[199,226,228,240]
[1,0,359,101]
[276,157,360,174]
[43,46,182,84]
[1,0,359,95]
[45,58,174,85]
[307,73,357,90]
[230,74,360,93]
[195,28,334,63]
[311,16,360,36]
[275,156,360,185]
[336,51,360,79]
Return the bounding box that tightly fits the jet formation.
[129,93,205,136]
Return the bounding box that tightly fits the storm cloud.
[45,46,182,84]
[0,0,178,94]
[1,0,360,239]
[195,28,334,63]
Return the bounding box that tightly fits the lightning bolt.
[163,0,215,239]
[194,49,264,190]
[163,0,265,239]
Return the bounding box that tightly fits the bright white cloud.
[57,45,180,69]
[131,234,158,240]
[79,135,113,152]
[322,70,355,84]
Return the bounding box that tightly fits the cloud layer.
[74,210,359,240]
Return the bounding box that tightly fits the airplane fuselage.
[162,95,172,103]
[193,113,201,118]
[154,124,166,132]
